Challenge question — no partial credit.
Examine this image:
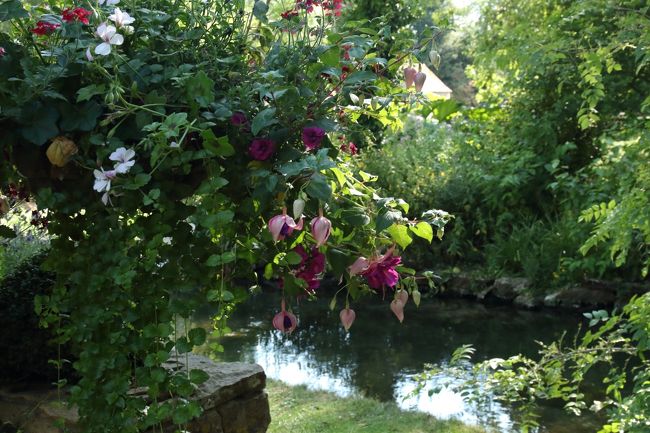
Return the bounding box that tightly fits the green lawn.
[266,380,487,433]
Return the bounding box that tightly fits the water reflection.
[196,292,603,433]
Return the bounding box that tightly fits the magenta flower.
[310,211,331,247]
[273,299,298,333]
[404,67,417,88]
[230,111,248,126]
[359,247,401,290]
[293,245,326,291]
[249,138,275,161]
[268,208,304,242]
[339,308,356,331]
[348,257,370,276]
[302,126,326,150]
[0,47,5,57]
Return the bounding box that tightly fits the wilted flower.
[108,8,135,28]
[302,126,326,150]
[109,147,136,174]
[95,23,123,56]
[62,7,92,25]
[404,67,417,88]
[414,72,427,92]
[268,208,304,242]
[339,308,356,331]
[310,211,331,247]
[46,136,78,167]
[249,138,275,161]
[31,21,60,36]
[272,299,298,333]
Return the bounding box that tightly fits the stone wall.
[0,354,270,433]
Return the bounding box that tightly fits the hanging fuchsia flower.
[348,256,369,276]
[340,308,356,331]
[249,138,275,160]
[293,245,326,290]
[404,67,417,88]
[62,7,92,25]
[310,210,331,247]
[273,299,298,333]
[302,126,326,150]
[0,47,5,57]
[268,208,304,242]
[395,289,408,305]
[357,247,401,290]
[414,72,427,92]
[31,21,60,36]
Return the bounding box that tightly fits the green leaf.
[77,85,107,102]
[409,221,433,243]
[124,173,151,190]
[376,209,402,232]
[175,337,192,354]
[285,251,303,265]
[188,328,207,346]
[60,101,102,132]
[186,71,215,107]
[305,173,332,202]
[252,0,269,22]
[264,263,274,280]
[387,224,413,249]
[345,71,376,85]
[0,0,28,21]
[0,225,16,239]
[202,129,234,157]
[19,103,59,145]
[189,369,210,385]
[251,108,277,135]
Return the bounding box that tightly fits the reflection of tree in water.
[200,292,596,433]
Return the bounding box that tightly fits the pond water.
[195,292,604,433]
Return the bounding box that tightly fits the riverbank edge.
[266,379,487,433]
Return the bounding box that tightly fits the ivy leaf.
[0,0,28,21]
[409,221,433,243]
[387,224,413,249]
[251,107,277,135]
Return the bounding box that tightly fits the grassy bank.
[266,380,486,433]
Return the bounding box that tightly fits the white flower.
[170,141,180,148]
[109,8,135,28]
[162,237,173,245]
[93,168,117,193]
[85,47,94,61]
[109,147,136,174]
[98,0,120,5]
[95,23,123,56]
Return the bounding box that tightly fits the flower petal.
[95,42,111,56]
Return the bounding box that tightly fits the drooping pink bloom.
[404,67,417,88]
[310,211,331,247]
[359,247,401,290]
[414,72,427,92]
[0,47,5,57]
[302,126,326,150]
[249,138,275,160]
[273,299,298,333]
[268,208,304,242]
[390,299,405,323]
[340,308,356,331]
[292,245,326,291]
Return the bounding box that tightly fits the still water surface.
[197,292,603,433]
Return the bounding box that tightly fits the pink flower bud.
[404,67,417,88]
[395,289,408,306]
[390,299,405,323]
[273,299,298,333]
[348,256,369,276]
[414,72,427,92]
[310,211,331,247]
[339,308,356,331]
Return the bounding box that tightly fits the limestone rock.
[544,286,616,308]
[218,392,271,433]
[513,293,542,309]
[491,277,530,301]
